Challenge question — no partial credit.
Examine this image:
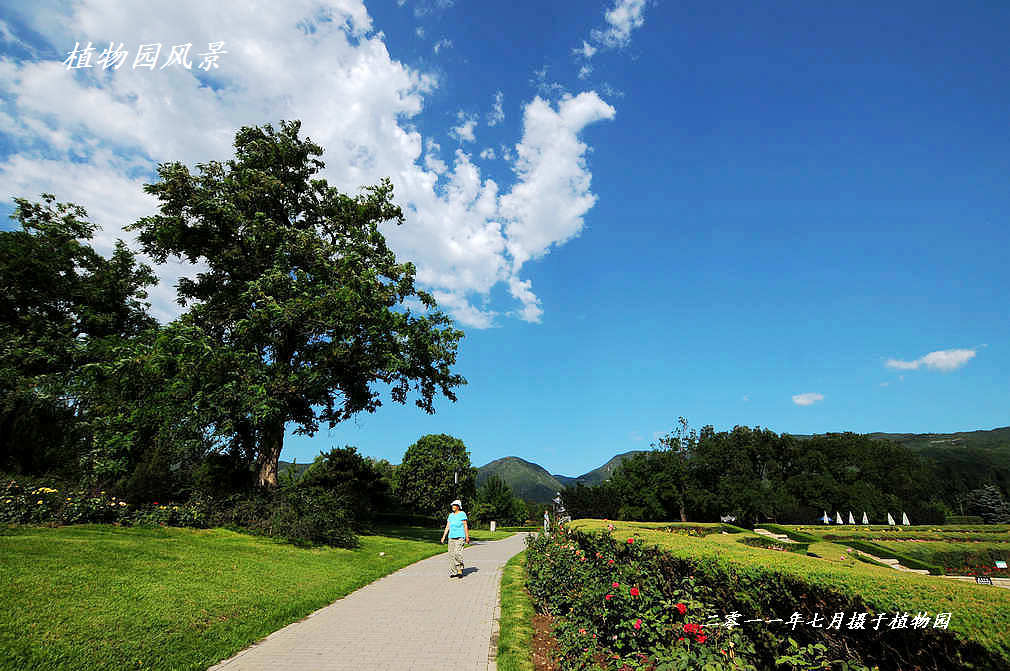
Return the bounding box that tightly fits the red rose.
[630,587,640,596]
[605,594,614,601]
[675,603,687,615]
[696,634,708,644]
[633,618,642,630]
[612,582,620,588]
[627,538,635,544]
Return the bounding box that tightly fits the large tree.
[127,120,466,487]
[394,433,477,518]
[0,195,157,476]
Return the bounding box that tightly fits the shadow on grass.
[363,525,443,544]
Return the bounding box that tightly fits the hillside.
[561,450,647,486]
[476,456,565,503]
[478,451,647,503]
[791,426,1010,451]
[866,427,1010,452]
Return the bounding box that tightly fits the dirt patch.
[532,613,560,671]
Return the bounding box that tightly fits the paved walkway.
[208,532,531,671]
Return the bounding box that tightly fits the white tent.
[836,511,844,524]
[861,511,869,525]
[901,512,910,526]
[848,511,855,525]
[887,512,896,526]
[822,510,831,524]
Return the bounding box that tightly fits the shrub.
[1,476,356,548]
[946,515,985,525]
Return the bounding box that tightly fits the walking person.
[440,499,470,579]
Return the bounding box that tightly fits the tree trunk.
[256,419,285,488]
[679,503,687,522]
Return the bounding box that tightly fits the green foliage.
[473,474,526,525]
[965,484,1010,523]
[298,446,391,526]
[565,421,949,526]
[0,194,157,479]
[193,451,255,497]
[394,433,476,518]
[737,536,810,554]
[124,120,465,487]
[946,515,984,525]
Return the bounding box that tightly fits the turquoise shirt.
[447,511,467,538]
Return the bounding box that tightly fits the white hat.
[450,499,462,508]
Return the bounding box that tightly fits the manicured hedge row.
[571,520,1010,669]
[873,541,1010,576]
[839,539,942,574]
[946,516,985,525]
[737,535,809,554]
[755,523,819,543]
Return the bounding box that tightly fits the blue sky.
[1,1,1007,476]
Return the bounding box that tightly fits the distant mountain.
[866,427,1010,452]
[476,456,566,503]
[790,427,1010,452]
[559,450,647,487]
[477,450,647,503]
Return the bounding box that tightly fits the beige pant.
[447,538,465,575]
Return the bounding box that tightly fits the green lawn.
[367,524,515,544]
[0,524,447,671]
[497,549,534,671]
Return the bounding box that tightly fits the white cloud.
[0,1,615,330]
[574,0,648,62]
[415,25,425,38]
[885,348,977,372]
[479,147,495,160]
[593,0,648,49]
[487,90,504,126]
[423,137,447,175]
[577,65,592,80]
[433,37,452,54]
[792,392,824,406]
[573,40,597,59]
[879,382,889,387]
[499,91,615,272]
[449,111,477,143]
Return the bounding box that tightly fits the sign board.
[975,576,993,585]
[490,521,496,534]
[995,560,1007,569]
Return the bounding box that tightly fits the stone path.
[208,532,531,671]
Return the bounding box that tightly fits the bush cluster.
[1,477,355,548]
[524,525,874,671]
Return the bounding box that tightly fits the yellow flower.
[119,501,127,506]
[172,506,179,511]
[37,500,43,505]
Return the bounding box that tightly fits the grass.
[0,524,448,671]
[497,549,534,671]
[572,519,1010,664]
[368,524,515,543]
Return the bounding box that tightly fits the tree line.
[561,419,1010,525]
